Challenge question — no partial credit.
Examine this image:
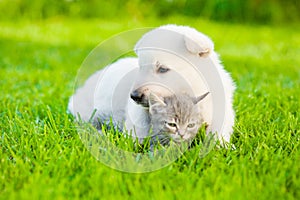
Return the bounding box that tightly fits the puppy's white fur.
[68,24,235,144]
[134,24,235,143]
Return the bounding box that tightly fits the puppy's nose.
[130,90,143,103]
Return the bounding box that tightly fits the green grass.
[0,17,299,199]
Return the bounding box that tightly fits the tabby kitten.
[148,92,209,146]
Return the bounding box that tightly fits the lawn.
[0,17,299,199]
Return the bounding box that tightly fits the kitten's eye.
[157,66,170,73]
[166,122,177,128]
[187,123,195,128]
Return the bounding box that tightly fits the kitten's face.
[149,92,208,145]
[163,115,200,143]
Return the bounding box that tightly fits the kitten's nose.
[178,130,185,137]
[130,90,143,103]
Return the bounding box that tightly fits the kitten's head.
[148,92,209,145]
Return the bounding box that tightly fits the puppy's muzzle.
[130,90,143,102]
[130,89,148,107]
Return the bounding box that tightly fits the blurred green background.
[1,0,300,24]
[1,1,300,199]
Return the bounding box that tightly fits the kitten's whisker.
[149,133,171,146]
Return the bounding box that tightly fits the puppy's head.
[131,25,214,107]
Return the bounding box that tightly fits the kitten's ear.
[193,92,209,104]
[149,93,166,107]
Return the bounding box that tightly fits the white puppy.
[68,24,235,144]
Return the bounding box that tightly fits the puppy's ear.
[193,92,209,105]
[184,35,211,57]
